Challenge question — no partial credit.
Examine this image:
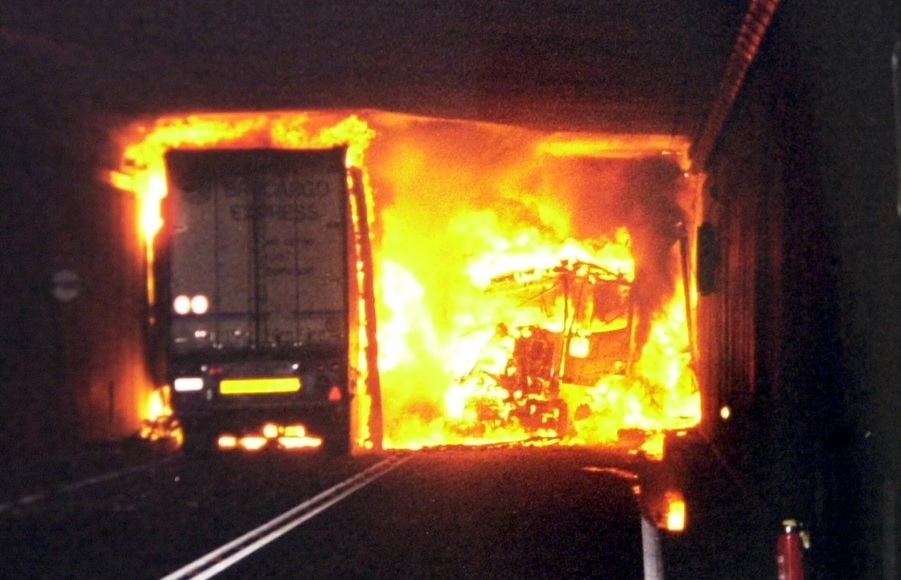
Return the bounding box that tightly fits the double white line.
[161,453,411,580]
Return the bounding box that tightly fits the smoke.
[616,156,688,350]
[550,155,688,351]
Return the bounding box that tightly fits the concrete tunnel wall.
[51,169,151,445]
[696,2,900,578]
[0,73,151,459]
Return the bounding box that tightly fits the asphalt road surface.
[0,445,655,579]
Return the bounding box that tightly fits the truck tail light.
[190,294,209,314]
[173,295,192,315]
[328,386,343,402]
[172,294,210,315]
[173,377,204,392]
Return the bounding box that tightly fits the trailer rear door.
[163,148,349,355]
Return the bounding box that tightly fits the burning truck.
[445,256,638,439]
[156,147,358,456]
[442,212,700,450]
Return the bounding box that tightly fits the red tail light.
[327,386,343,402]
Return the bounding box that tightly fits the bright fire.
[110,110,701,453]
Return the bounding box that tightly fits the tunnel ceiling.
[3,1,747,135]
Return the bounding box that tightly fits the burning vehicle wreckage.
[444,254,697,448]
[115,111,703,452]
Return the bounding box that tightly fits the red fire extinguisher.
[776,519,809,580]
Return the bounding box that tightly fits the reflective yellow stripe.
[220,378,301,395]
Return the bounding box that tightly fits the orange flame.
[110,110,700,453]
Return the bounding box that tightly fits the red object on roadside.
[776,519,805,580]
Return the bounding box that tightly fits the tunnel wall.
[51,168,151,444]
[699,2,900,577]
[0,43,152,461]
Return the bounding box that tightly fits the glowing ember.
[110,109,701,453]
[216,424,323,451]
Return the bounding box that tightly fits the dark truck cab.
[157,148,353,455]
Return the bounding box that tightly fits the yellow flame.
[144,387,168,423]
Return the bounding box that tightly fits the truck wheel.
[182,425,216,458]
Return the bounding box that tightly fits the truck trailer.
[157,147,354,455]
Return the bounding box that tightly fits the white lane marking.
[0,455,178,514]
[583,465,664,579]
[160,453,411,580]
[641,515,665,580]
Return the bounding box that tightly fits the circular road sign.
[52,269,81,303]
